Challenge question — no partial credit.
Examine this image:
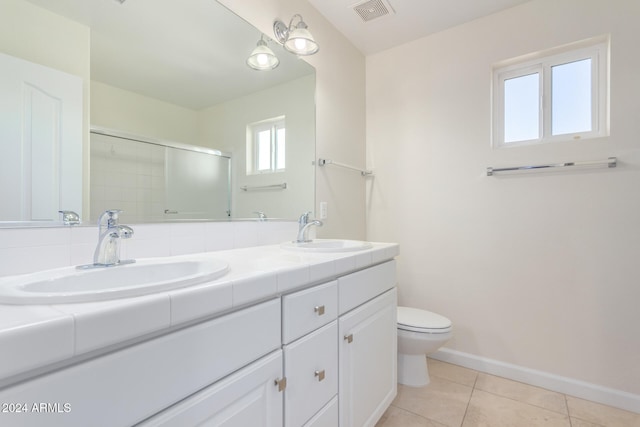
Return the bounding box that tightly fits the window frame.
[247,117,285,175]
[492,38,609,148]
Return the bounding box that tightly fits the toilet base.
[397,353,430,387]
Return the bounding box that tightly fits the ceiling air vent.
[352,0,395,23]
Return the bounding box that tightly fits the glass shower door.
[165,147,230,220]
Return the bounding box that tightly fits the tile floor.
[376,358,640,427]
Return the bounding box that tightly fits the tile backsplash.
[0,221,298,278]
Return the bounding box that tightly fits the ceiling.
[308,0,532,55]
[19,0,534,109]
[23,0,313,110]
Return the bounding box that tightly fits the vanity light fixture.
[247,35,280,71]
[273,14,319,56]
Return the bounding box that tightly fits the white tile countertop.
[0,242,398,388]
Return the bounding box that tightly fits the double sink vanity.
[2,0,396,423]
[0,235,399,427]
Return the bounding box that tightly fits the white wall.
[219,0,367,239]
[199,75,315,219]
[91,81,200,145]
[367,0,640,401]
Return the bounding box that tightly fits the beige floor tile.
[375,405,447,427]
[383,359,638,427]
[392,377,473,427]
[570,417,605,427]
[474,373,568,415]
[566,396,640,427]
[376,408,390,426]
[462,389,571,427]
[428,358,478,388]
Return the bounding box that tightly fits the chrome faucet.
[253,211,267,221]
[92,210,135,267]
[58,210,80,226]
[296,211,323,243]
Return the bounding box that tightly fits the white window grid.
[247,117,285,174]
[492,38,609,148]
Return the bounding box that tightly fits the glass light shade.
[283,24,319,56]
[247,40,279,71]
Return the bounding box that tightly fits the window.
[247,117,285,174]
[492,38,608,147]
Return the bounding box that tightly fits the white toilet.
[397,306,453,387]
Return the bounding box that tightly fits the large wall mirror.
[0,0,315,225]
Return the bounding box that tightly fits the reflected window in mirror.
[248,117,286,174]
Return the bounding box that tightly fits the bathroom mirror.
[1,0,316,225]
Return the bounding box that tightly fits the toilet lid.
[397,306,452,331]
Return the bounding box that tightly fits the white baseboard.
[430,348,640,415]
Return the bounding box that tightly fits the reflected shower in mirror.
[90,129,231,223]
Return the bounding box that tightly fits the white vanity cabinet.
[281,260,397,427]
[302,397,339,427]
[283,321,338,426]
[339,289,397,427]
[282,280,339,426]
[338,261,398,427]
[0,298,282,427]
[0,252,398,427]
[137,350,284,427]
[282,281,338,344]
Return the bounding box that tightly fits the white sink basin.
[0,257,228,305]
[280,239,373,253]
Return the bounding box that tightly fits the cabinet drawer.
[282,280,338,344]
[338,260,396,314]
[284,321,338,427]
[303,396,338,427]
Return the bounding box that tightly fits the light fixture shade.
[284,24,319,56]
[247,39,279,71]
[273,15,319,56]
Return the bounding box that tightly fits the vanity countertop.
[0,242,398,388]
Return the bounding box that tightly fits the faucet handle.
[98,209,123,227]
[58,210,80,226]
[118,224,134,239]
[298,211,312,224]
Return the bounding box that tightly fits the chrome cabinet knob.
[274,377,287,392]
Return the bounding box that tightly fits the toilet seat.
[397,306,452,334]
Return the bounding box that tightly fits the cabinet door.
[284,321,338,427]
[138,350,284,427]
[339,288,397,427]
